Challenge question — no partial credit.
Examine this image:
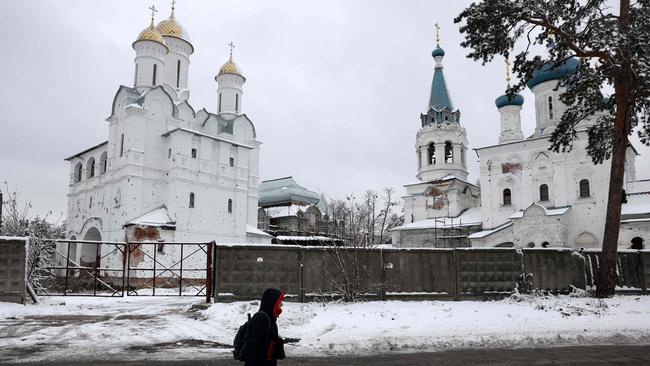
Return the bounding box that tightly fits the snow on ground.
[1,293,650,363]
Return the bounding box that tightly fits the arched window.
[461,146,466,165]
[176,60,181,88]
[235,94,239,113]
[152,64,157,85]
[86,158,95,178]
[218,94,222,113]
[89,197,93,209]
[99,152,107,174]
[445,141,453,164]
[228,199,233,213]
[503,188,512,205]
[74,163,83,183]
[579,179,590,198]
[427,143,435,165]
[539,184,549,201]
[548,96,554,120]
[189,192,195,208]
[120,134,125,157]
[134,64,139,86]
[631,237,644,250]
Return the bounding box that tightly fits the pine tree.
[455,0,650,297]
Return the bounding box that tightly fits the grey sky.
[1,0,648,220]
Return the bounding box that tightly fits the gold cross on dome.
[505,57,511,86]
[435,22,440,43]
[149,4,158,21]
[228,41,236,56]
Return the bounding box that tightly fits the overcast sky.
[1,0,649,220]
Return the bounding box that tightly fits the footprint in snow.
[318,323,336,336]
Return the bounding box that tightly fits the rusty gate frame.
[40,239,213,302]
[126,241,213,299]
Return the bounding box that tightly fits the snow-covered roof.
[467,221,513,239]
[64,141,108,161]
[626,179,650,194]
[126,207,175,228]
[264,204,310,218]
[391,207,482,231]
[621,192,650,217]
[161,127,253,149]
[259,177,321,208]
[509,205,571,219]
[276,235,341,241]
[246,225,273,237]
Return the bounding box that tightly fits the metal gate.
[40,239,213,301]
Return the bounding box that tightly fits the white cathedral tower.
[394,27,482,247]
[63,4,270,268]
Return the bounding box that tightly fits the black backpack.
[233,311,271,361]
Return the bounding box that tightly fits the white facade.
[471,76,647,249]
[64,9,269,267]
[393,39,650,250]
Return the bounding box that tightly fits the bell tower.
[415,24,469,182]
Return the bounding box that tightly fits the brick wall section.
[0,237,28,304]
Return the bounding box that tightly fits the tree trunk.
[595,0,631,298]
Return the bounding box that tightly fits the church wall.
[475,129,632,248]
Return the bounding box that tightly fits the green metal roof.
[259,176,321,207]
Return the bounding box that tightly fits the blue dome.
[495,93,524,108]
[526,57,579,89]
[431,45,445,58]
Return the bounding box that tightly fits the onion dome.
[526,57,579,89]
[431,45,445,58]
[495,93,524,108]
[218,53,244,77]
[156,7,192,44]
[133,7,168,51]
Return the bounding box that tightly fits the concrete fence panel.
[0,237,28,304]
[523,249,586,291]
[455,248,522,299]
[583,249,645,292]
[382,249,455,300]
[215,245,301,301]
[302,247,382,299]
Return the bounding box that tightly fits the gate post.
[206,241,214,303]
[213,244,220,303]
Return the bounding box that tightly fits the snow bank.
[1,294,650,362]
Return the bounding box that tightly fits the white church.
[64,4,271,266]
[392,33,650,250]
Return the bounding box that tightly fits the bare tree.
[1,184,65,293]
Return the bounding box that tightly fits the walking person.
[242,288,286,366]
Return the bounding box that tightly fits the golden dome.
[218,55,244,77]
[157,18,191,43]
[136,24,166,45]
